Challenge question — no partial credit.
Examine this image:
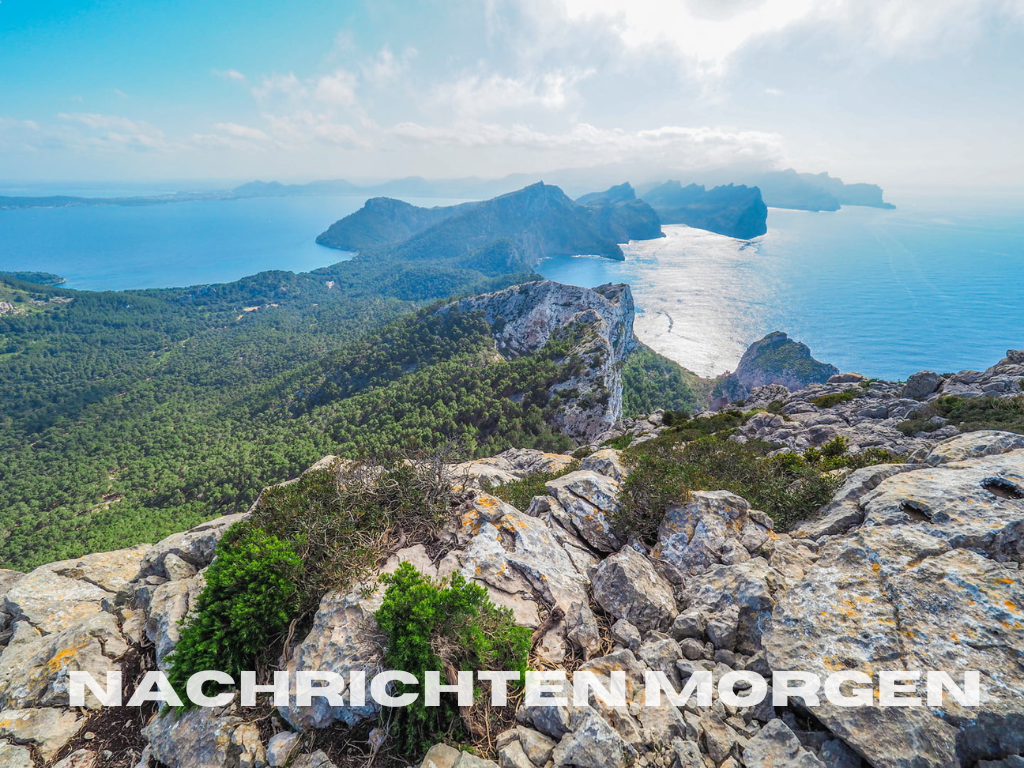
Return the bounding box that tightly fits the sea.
[1,190,1022,381]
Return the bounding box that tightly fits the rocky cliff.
[439,280,638,441]
[575,183,664,243]
[2,349,1023,768]
[640,182,768,240]
[715,331,839,404]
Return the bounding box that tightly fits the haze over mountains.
[0,165,893,214]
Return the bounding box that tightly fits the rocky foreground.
[1,352,1023,768]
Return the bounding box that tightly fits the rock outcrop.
[440,280,637,441]
[716,331,839,403]
[640,181,769,239]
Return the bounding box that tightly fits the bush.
[375,563,531,758]
[603,435,634,450]
[165,523,302,704]
[898,395,1024,436]
[615,434,844,539]
[484,460,580,512]
[810,389,860,409]
[250,454,463,611]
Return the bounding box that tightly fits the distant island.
[317,182,665,272]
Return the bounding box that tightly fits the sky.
[1,0,1023,189]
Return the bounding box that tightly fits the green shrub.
[804,436,904,472]
[904,394,1024,435]
[375,562,531,758]
[615,434,843,539]
[661,409,691,427]
[165,523,302,704]
[809,389,860,409]
[484,460,580,512]
[603,434,634,450]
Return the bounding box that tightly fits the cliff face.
[576,183,664,243]
[440,280,637,441]
[716,331,839,402]
[640,181,768,239]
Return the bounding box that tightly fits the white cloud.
[113,88,129,98]
[212,68,247,82]
[430,69,593,117]
[213,122,270,141]
[56,112,176,153]
[314,70,358,107]
[362,46,417,85]
[552,0,1024,73]
[388,121,784,168]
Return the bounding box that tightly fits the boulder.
[550,709,635,768]
[138,513,246,580]
[0,612,128,709]
[0,707,82,761]
[592,547,677,632]
[0,741,34,768]
[680,558,781,653]
[902,371,944,399]
[653,491,771,575]
[764,522,1024,768]
[544,471,623,553]
[742,719,825,768]
[266,731,300,767]
[579,448,628,482]
[142,707,266,768]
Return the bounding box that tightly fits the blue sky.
[1,0,1023,188]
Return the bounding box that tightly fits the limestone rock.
[3,569,110,635]
[144,572,206,668]
[544,470,623,553]
[653,491,770,575]
[142,707,265,768]
[0,612,128,709]
[278,580,385,731]
[266,731,300,767]
[0,741,34,768]
[859,449,1024,559]
[680,558,780,654]
[51,748,97,768]
[290,751,337,768]
[592,546,677,632]
[551,708,635,768]
[902,371,944,399]
[162,553,198,581]
[138,513,246,580]
[421,744,460,768]
[764,522,1024,768]
[454,449,574,488]
[0,707,82,761]
[579,448,627,482]
[922,430,1024,467]
[742,719,826,768]
[793,464,912,540]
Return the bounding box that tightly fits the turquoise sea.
[1,191,1022,380]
